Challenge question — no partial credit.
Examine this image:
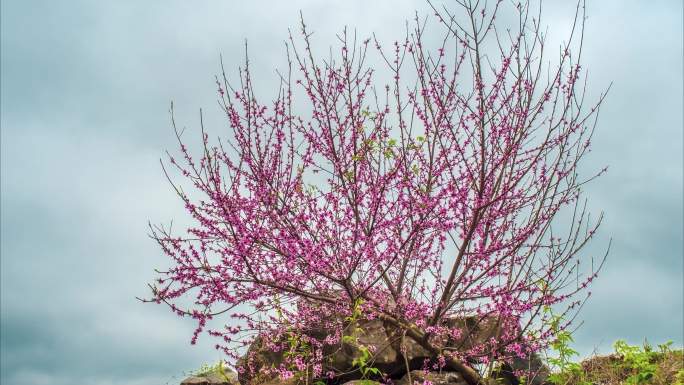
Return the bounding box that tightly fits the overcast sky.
[1,1,682,384]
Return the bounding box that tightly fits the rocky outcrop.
[340,382,383,385]
[181,370,238,385]
[492,353,551,385]
[395,370,468,385]
[233,315,550,385]
[236,335,288,385]
[325,318,402,376]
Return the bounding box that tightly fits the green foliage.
[269,298,317,379]
[351,345,382,378]
[189,360,232,381]
[356,380,381,385]
[360,107,374,119]
[612,339,664,385]
[544,307,591,385]
[273,294,315,369]
[342,299,381,380]
[283,330,313,363]
[411,164,420,175]
[543,308,682,385]
[345,298,365,323]
[675,369,684,385]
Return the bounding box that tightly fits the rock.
[258,375,310,385]
[237,319,403,384]
[395,370,468,385]
[341,381,383,385]
[236,314,550,385]
[181,370,238,385]
[324,319,400,375]
[386,315,504,372]
[515,353,551,385]
[580,353,621,372]
[236,335,286,385]
[443,315,502,352]
[491,352,551,385]
[441,316,552,385]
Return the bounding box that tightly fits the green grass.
[548,340,683,385]
[189,360,233,380]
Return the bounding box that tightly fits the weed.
[344,299,382,380]
[189,360,232,381]
[541,307,591,385]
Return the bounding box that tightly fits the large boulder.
[236,335,287,385]
[442,316,551,385]
[325,318,400,375]
[324,315,505,378]
[258,376,310,385]
[491,353,551,385]
[236,319,402,384]
[235,315,550,385]
[384,315,502,370]
[181,370,238,385]
[395,370,468,385]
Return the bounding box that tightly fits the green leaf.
[358,380,378,385]
[342,335,356,344]
[367,367,381,375]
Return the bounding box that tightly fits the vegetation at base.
[547,338,683,385]
[188,360,232,380]
[187,334,683,385]
[344,299,383,380]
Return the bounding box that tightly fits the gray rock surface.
[492,352,551,385]
[325,319,400,374]
[181,370,238,385]
[395,370,468,385]
[234,315,551,385]
[236,335,286,385]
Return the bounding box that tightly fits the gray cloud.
[1,0,682,384]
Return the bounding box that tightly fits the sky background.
[1,1,682,384]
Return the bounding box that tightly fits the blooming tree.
[143,1,608,384]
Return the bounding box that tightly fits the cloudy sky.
[1,1,682,384]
